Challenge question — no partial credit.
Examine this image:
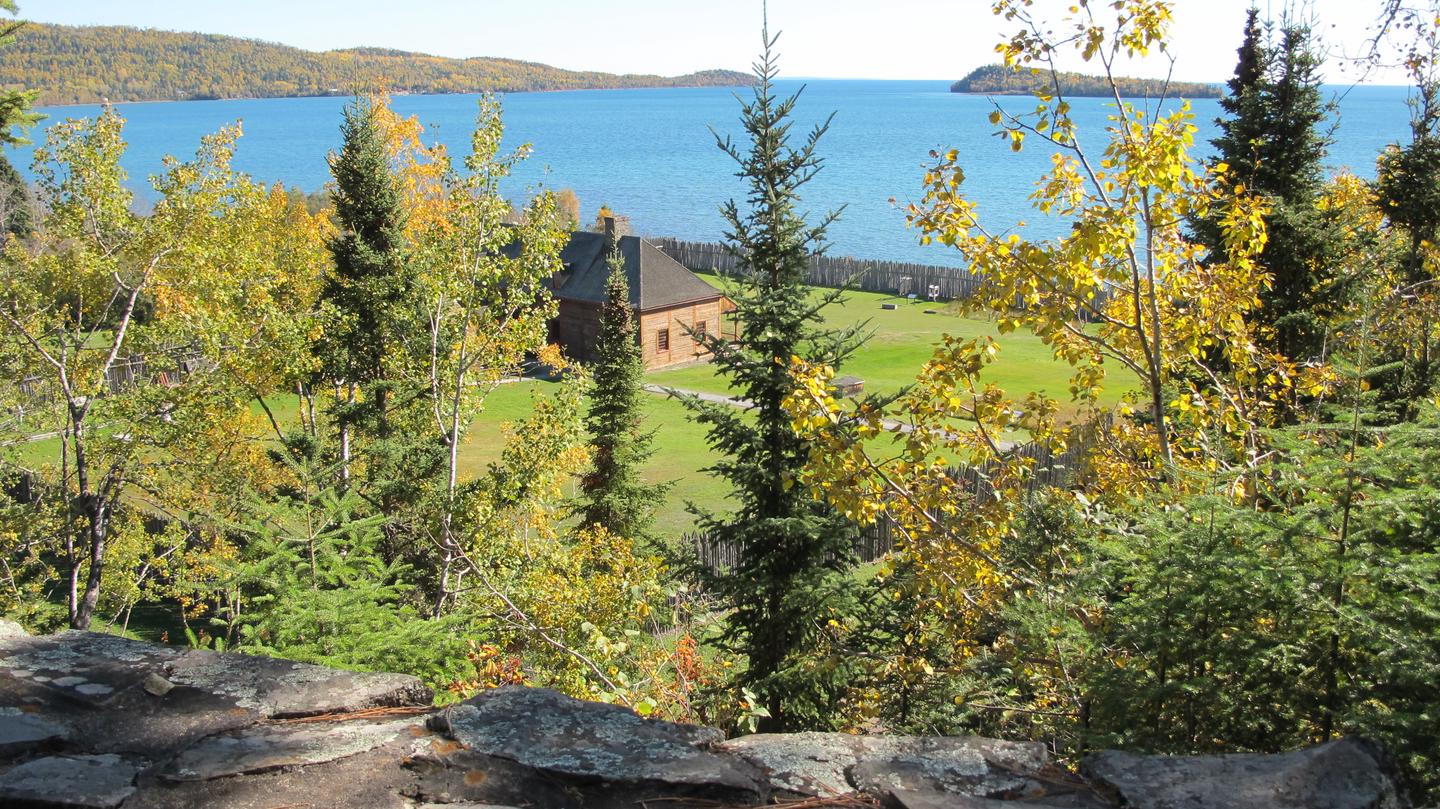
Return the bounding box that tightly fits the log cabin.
[547,216,730,370]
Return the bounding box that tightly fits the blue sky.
[11,1,1417,84]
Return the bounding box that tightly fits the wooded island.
[951,63,1221,97]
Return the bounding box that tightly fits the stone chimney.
[602,214,632,245]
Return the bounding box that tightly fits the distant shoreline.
[32,83,754,110]
[29,77,1413,111]
[5,22,754,109]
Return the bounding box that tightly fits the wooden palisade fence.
[8,349,213,419]
[654,236,990,301]
[686,518,899,572]
[655,236,1111,319]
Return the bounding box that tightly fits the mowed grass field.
[449,382,731,538]
[650,285,1120,411]
[6,286,1120,539]
[491,287,1121,533]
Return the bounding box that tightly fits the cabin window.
[657,328,670,351]
[695,321,707,340]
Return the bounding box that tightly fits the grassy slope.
[6,286,1121,538]
[451,382,728,539]
[650,286,1121,412]
[643,286,1125,528]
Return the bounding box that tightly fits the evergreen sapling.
[683,22,866,732]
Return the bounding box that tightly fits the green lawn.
[451,381,728,539]
[649,285,1122,416]
[7,434,61,468]
[5,286,1120,540]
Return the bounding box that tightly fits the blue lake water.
[4,80,1419,266]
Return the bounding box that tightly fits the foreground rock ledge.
[0,621,1406,809]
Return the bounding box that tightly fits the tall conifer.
[1196,12,1336,362]
[0,154,32,238]
[318,97,435,514]
[1374,66,1440,417]
[1207,9,1270,201]
[0,3,38,240]
[1378,74,1440,286]
[577,244,664,543]
[0,1,40,146]
[684,23,863,731]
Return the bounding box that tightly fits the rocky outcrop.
[0,753,145,808]
[0,622,431,766]
[161,716,427,782]
[0,622,1409,808]
[718,732,1052,800]
[431,687,762,800]
[1083,739,1404,809]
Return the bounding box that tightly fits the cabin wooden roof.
[547,232,721,312]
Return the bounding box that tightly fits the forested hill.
[0,23,753,106]
[951,64,1221,98]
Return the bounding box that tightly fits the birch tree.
[408,96,567,610]
[0,108,320,628]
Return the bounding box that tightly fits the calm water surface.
[5,80,1419,265]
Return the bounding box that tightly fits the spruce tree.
[323,96,408,426]
[0,2,39,147]
[1196,13,1336,362]
[684,26,863,731]
[1254,24,1329,201]
[1261,24,1337,363]
[221,457,471,686]
[577,244,665,544]
[0,3,37,240]
[1374,69,1440,417]
[0,153,32,239]
[1377,74,1440,287]
[1189,9,1270,274]
[1209,9,1269,190]
[318,97,435,515]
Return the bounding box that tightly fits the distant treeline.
[0,23,754,106]
[951,64,1221,98]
